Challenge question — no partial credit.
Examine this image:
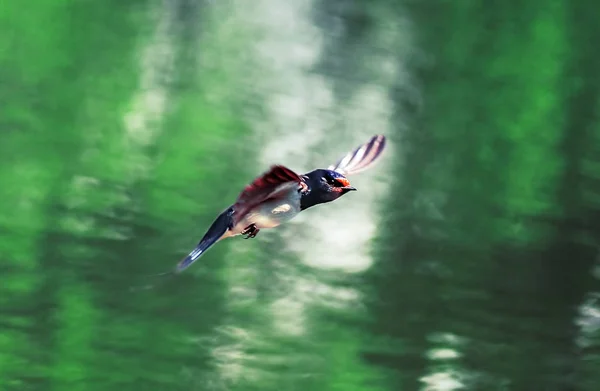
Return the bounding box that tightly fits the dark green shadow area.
[364,0,600,390]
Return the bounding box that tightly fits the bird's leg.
[242,224,260,239]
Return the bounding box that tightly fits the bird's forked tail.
[130,206,234,292]
[175,206,235,273]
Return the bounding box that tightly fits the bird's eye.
[325,176,336,185]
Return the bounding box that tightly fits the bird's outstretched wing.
[233,165,304,224]
[327,134,387,176]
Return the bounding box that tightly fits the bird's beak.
[337,177,356,191]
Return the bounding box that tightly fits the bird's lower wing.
[233,165,303,223]
[175,206,235,273]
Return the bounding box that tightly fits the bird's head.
[300,169,356,209]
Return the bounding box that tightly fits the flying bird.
[170,134,386,274]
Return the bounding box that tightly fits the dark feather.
[175,206,234,273]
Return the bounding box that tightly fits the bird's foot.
[242,224,260,239]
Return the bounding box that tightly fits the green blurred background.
[1,0,599,390]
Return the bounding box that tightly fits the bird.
[169,134,386,274]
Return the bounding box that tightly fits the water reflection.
[2,0,600,390]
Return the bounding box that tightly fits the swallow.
[172,134,386,274]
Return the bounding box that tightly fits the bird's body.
[225,181,303,237]
[169,134,387,273]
